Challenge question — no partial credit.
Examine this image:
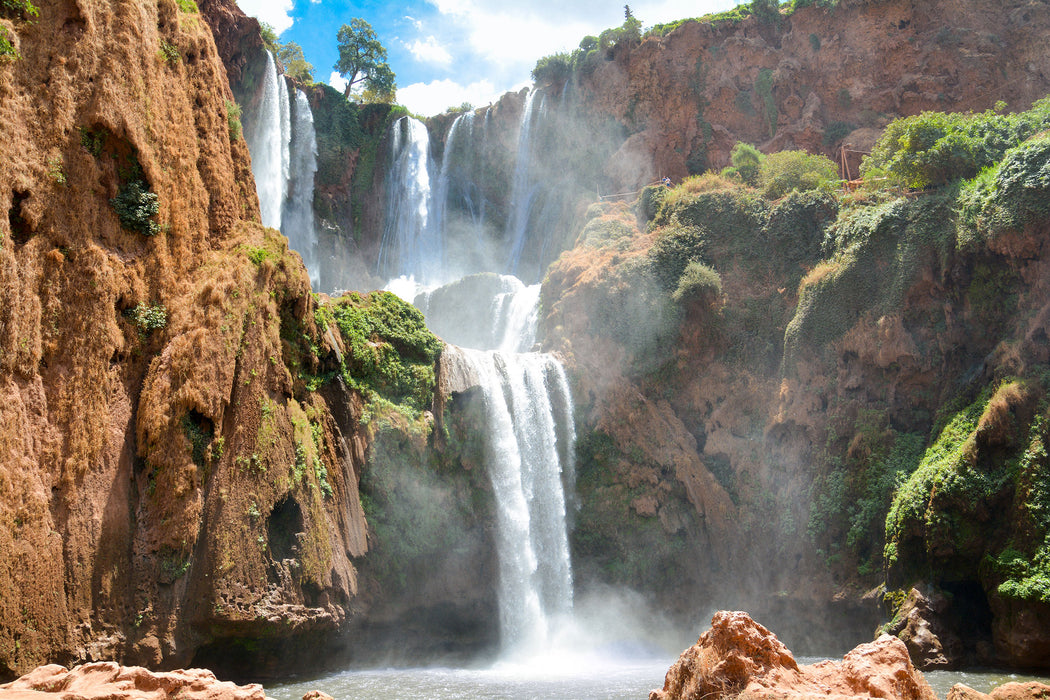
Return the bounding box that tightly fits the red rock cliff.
[0,0,367,680]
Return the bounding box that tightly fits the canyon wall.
[0,0,373,680]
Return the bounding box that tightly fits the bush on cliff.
[672,261,722,305]
[758,150,839,199]
[861,97,1050,189]
[111,179,161,235]
[332,291,442,414]
[783,193,956,364]
[957,134,1050,247]
[884,380,1050,599]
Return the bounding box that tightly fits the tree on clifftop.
[334,19,396,102]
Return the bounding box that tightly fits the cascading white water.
[505,89,542,275]
[283,88,319,286]
[379,105,579,655]
[459,348,576,653]
[246,51,291,230]
[377,117,440,282]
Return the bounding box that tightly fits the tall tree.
[334,19,396,102]
[278,41,313,83]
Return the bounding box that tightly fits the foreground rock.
[948,682,1050,700]
[650,611,936,700]
[0,662,264,699]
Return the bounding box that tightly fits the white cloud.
[328,71,348,94]
[404,15,423,31]
[235,0,294,34]
[397,78,527,117]
[407,36,453,66]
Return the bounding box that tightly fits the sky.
[234,0,740,116]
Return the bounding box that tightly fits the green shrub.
[861,98,1050,188]
[532,52,572,84]
[174,0,198,12]
[672,261,722,304]
[159,39,180,64]
[225,99,243,141]
[0,26,17,61]
[957,135,1050,246]
[723,142,764,186]
[79,127,106,156]
[332,291,442,413]
[126,302,168,334]
[647,222,708,290]
[0,0,38,20]
[758,149,839,199]
[111,180,160,235]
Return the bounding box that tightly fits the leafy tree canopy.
[335,19,396,102]
[278,40,314,83]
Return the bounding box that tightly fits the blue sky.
[235,0,739,116]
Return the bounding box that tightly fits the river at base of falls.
[265,659,1050,700]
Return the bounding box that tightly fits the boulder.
[886,585,964,669]
[302,692,335,700]
[650,610,936,700]
[0,662,265,699]
[947,682,1050,700]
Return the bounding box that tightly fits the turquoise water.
[265,655,671,700]
[265,659,1050,700]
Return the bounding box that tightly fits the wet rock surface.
[650,610,936,700]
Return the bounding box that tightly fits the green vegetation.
[125,302,168,335]
[755,69,778,138]
[957,135,1050,247]
[225,99,242,142]
[808,411,925,575]
[861,97,1050,188]
[159,39,180,64]
[0,0,38,19]
[0,26,17,61]
[334,18,395,102]
[46,156,66,185]
[533,5,644,84]
[79,127,106,157]
[722,142,764,186]
[111,180,161,235]
[331,291,442,414]
[181,413,214,469]
[758,149,838,199]
[259,22,279,53]
[173,0,197,13]
[672,261,722,305]
[278,40,313,83]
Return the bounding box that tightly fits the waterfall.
[377,117,439,283]
[283,88,319,286]
[408,271,576,653]
[456,347,575,653]
[505,89,541,276]
[246,51,291,230]
[430,112,467,249]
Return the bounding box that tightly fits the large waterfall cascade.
[243,51,320,285]
[380,100,578,654]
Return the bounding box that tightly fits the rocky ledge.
[0,662,264,699]
[651,611,1050,700]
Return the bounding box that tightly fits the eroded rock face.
[0,0,367,680]
[650,611,936,700]
[0,662,265,699]
[886,586,964,669]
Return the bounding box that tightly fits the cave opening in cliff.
[267,496,304,562]
[939,579,994,651]
[8,190,32,246]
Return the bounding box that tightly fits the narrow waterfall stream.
[242,51,320,284]
[245,51,290,230]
